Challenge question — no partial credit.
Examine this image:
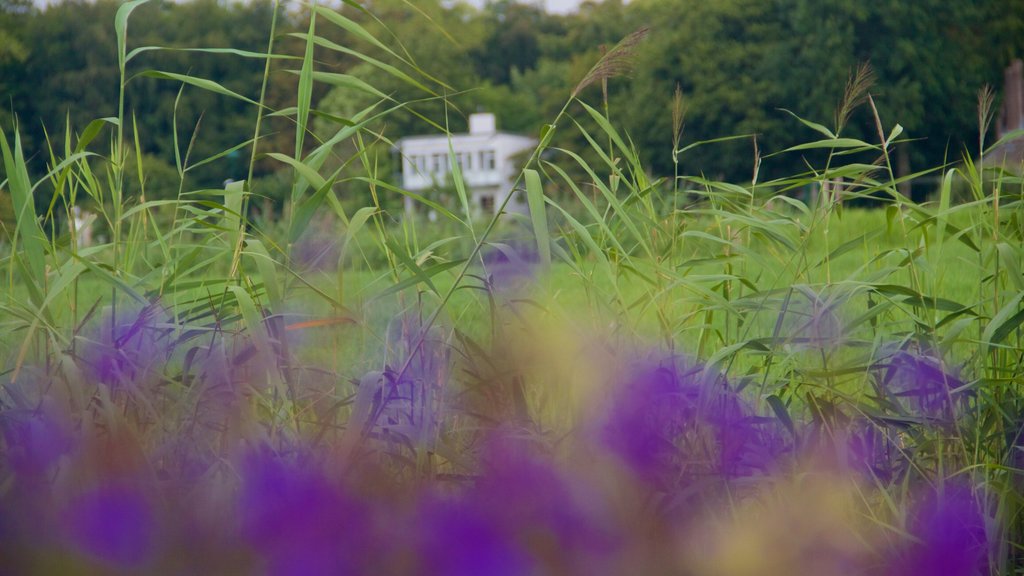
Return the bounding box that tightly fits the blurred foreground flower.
[875,348,967,423]
[598,355,786,491]
[471,432,616,574]
[844,419,903,482]
[78,302,172,389]
[482,241,539,294]
[416,495,532,576]
[63,483,155,568]
[2,402,74,479]
[240,448,370,576]
[380,312,450,447]
[891,483,989,576]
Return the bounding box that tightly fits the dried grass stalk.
[572,26,650,98]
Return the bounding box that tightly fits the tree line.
[1,0,1021,217]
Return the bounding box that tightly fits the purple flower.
[470,431,616,571]
[2,407,74,478]
[598,356,783,489]
[843,420,901,482]
[481,241,539,293]
[79,302,171,389]
[379,312,449,445]
[416,494,532,576]
[239,448,368,576]
[875,349,966,422]
[891,483,988,576]
[64,483,155,568]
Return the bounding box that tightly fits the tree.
[618,0,790,180]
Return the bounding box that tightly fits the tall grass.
[1,1,1023,574]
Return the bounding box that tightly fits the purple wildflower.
[416,494,533,576]
[64,483,155,568]
[78,302,171,389]
[2,406,74,479]
[843,420,901,482]
[239,448,369,576]
[891,483,988,576]
[481,241,539,293]
[875,349,966,422]
[598,355,784,490]
[471,431,616,572]
[380,312,449,446]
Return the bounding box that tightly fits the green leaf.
[678,133,756,155]
[69,255,149,306]
[289,174,339,245]
[126,45,296,63]
[524,169,551,269]
[264,152,328,193]
[245,240,282,311]
[983,290,1024,349]
[116,0,151,70]
[228,285,277,370]
[75,117,119,153]
[814,232,877,269]
[538,123,556,149]
[997,243,1024,292]
[295,10,316,163]
[872,284,967,312]
[347,176,461,225]
[766,394,796,437]
[184,138,255,173]
[139,71,258,105]
[578,100,642,175]
[783,138,877,153]
[935,168,955,253]
[447,136,472,224]
[292,70,388,100]
[341,206,377,261]
[223,179,245,248]
[314,5,399,63]
[778,108,836,139]
[372,259,464,301]
[885,123,904,147]
[296,33,436,97]
[1,125,47,300]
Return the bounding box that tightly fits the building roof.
[394,112,536,150]
[394,131,536,148]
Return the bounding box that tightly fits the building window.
[431,153,446,175]
[416,155,426,173]
[455,152,465,171]
[481,150,496,171]
[481,194,495,213]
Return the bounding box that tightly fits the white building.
[395,113,537,216]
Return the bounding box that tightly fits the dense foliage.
[1,0,1022,199]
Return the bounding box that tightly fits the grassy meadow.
[1,2,1023,575]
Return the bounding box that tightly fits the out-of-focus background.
[2,0,1021,225]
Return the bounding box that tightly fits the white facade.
[395,113,537,216]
